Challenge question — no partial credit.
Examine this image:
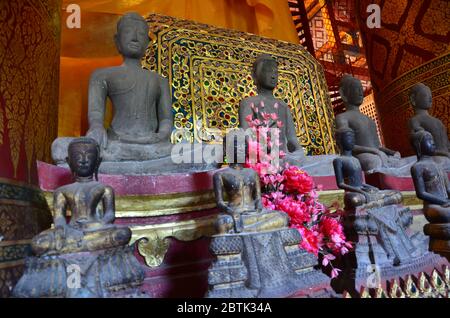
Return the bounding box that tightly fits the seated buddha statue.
[32,137,131,256]
[410,130,450,255]
[334,128,428,268]
[213,137,289,234]
[333,128,402,210]
[409,83,450,172]
[335,75,415,175]
[51,13,174,174]
[238,54,337,176]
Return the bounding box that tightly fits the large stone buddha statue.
[52,13,179,174]
[238,54,337,176]
[409,83,450,172]
[335,75,415,175]
[13,138,144,297]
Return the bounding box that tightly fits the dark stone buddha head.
[115,12,149,59]
[409,83,432,111]
[252,54,278,91]
[336,127,355,153]
[410,129,436,158]
[67,137,102,179]
[339,74,364,107]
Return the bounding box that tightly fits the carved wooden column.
[0,0,61,297]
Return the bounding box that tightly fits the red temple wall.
[356,0,449,155]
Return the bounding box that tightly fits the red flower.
[282,165,314,194]
[277,197,310,225]
[296,226,322,256]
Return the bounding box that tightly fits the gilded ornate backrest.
[143,14,336,155]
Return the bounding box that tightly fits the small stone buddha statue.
[213,137,289,234]
[410,130,450,256]
[207,136,334,298]
[333,128,402,210]
[333,128,427,270]
[51,13,175,174]
[238,54,337,176]
[335,75,415,175]
[409,83,450,171]
[13,138,144,298]
[33,137,131,255]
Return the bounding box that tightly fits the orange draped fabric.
[58,0,299,136]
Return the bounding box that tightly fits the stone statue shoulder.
[240,95,261,107]
[335,110,350,122]
[408,114,419,130]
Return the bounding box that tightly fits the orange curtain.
[58,0,299,136]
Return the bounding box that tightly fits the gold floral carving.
[142,14,336,155]
[130,217,217,268]
[348,268,450,298]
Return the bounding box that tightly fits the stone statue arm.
[378,146,400,157]
[352,144,385,156]
[156,76,173,141]
[86,70,108,149]
[411,166,449,205]
[333,159,366,195]
[254,171,264,211]
[284,104,302,153]
[102,186,116,224]
[238,100,252,130]
[368,121,398,156]
[352,144,390,166]
[408,116,422,134]
[213,173,233,214]
[434,149,450,159]
[53,190,68,229]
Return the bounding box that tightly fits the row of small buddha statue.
[14,129,448,297]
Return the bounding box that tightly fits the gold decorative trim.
[401,191,424,210]
[44,190,217,218]
[383,52,450,96]
[0,198,44,208]
[316,190,344,208]
[0,260,25,270]
[0,239,31,247]
[0,177,41,190]
[346,269,450,298]
[130,216,216,267]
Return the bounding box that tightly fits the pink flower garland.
[243,103,351,278]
